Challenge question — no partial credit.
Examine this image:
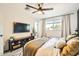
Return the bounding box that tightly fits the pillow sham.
[61,37,79,56]
[66,34,76,41]
[67,37,79,45]
[55,37,66,49]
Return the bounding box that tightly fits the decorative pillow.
[66,35,76,41]
[61,37,79,56]
[67,37,79,45]
[55,38,66,49]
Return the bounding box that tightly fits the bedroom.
[0,3,79,56]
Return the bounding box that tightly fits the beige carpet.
[3,48,23,56]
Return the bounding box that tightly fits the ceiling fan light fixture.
[37,11,42,14]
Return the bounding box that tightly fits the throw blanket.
[23,38,48,56]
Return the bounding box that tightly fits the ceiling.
[0,3,79,20]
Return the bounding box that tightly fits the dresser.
[8,36,34,52]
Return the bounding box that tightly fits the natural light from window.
[46,19,62,31]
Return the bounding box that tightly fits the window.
[46,19,62,31]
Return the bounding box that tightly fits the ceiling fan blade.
[26,4,38,10]
[42,8,53,11]
[32,11,38,13]
[25,7,29,10]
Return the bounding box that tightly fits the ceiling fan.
[25,3,54,14]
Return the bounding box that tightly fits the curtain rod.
[43,13,74,20]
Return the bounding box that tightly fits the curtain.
[61,14,71,37]
[41,19,46,37]
[37,19,46,38]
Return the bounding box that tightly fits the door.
[0,14,4,55]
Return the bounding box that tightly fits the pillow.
[55,38,66,49]
[66,35,76,41]
[67,37,79,45]
[61,37,79,56]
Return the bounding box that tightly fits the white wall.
[0,4,35,51]
[3,13,35,51]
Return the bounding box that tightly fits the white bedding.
[41,38,59,48]
[24,36,79,56]
[35,38,60,56]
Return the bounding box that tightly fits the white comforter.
[35,38,60,56]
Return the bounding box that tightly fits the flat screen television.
[13,22,30,33]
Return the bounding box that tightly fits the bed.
[23,36,79,56]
